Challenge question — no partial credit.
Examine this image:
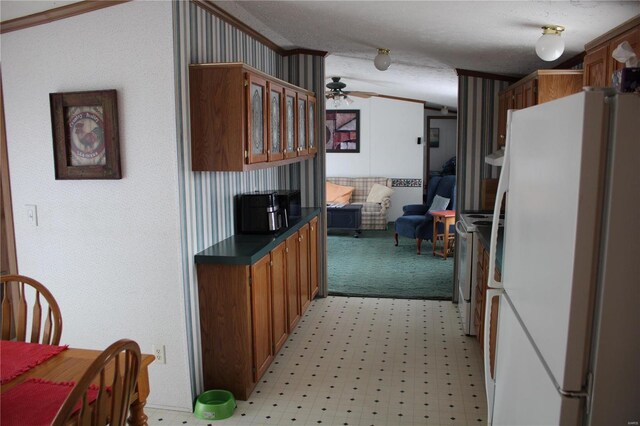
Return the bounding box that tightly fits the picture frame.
[429,127,440,148]
[50,90,121,179]
[325,109,360,153]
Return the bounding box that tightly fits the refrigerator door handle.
[484,288,503,425]
[488,111,513,290]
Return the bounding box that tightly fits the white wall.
[1,2,192,410]
[429,116,457,172]
[326,97,424,221]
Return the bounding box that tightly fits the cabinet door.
[285,233,300,332]
[583,44,609,88]
[298,224,311,313]
[283,88,297,159]
[308,96,317,155]
[267,82,284,162]
[513,84,524,110]
[270,243,288,353]
[309,216,319,299]
[251,255,273,381]
[522,79,537,108]
[246,73,268,164]
[497,91,508,148]
[608,26,640,79]
[297,93,308,156]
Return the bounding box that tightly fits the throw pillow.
[428,194,450,213]
[366,183,394,203]
[326,181,355,204]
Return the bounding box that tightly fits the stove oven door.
[455,220,475,335]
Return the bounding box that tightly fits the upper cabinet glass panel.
[246,73,268,164]
[297,96,307,155]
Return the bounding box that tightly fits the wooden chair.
[52,339,141,426]
[1,274,63,345]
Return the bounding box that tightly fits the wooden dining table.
[1,345,155,425]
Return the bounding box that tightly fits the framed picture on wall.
[325,109,360,153]
[429,127,440,148]
[50,90,121,179]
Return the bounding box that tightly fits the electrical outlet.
[152,344,166,364]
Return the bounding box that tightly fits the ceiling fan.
[325,77,377,106]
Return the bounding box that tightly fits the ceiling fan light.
[344,96,354,106]
[535,25,565,61]
[374,48,391,71]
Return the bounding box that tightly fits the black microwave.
[275,189,301,219]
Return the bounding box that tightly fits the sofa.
[326,177,393,230]
[394,175,456,254]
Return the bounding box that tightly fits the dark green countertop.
[476,225,504,271]
[195,207,321,265]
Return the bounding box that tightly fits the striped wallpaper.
[456,75,509,212]
[173,1,326,397]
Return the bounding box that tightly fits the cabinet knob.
[285,247,289,253]
[311,226,314,231]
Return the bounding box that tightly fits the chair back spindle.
[0,274,62,345]
[52,339,141,426]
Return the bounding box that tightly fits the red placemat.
[1,378,100,426]
[0,340,68,384]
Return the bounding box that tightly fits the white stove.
[456,211,504,335]
[460,211,504,232]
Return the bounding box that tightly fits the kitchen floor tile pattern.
[146,296,487,425]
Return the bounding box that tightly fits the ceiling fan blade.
[349,91,377,98]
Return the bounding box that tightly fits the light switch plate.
[26,205,38,227]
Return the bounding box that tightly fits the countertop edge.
[194,207,321,265]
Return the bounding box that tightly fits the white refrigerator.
[484,90,640,425]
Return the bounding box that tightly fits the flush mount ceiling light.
[374,48,391,71]
[535,25,565,61]
[441,106,449,115]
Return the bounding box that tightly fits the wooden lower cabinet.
[270,243,288,354]
[474,242,501,380]
[285,233,301,332]
[309,216,319,299]
[251,255,273,382]
[196,214,320,400]
[298,223,311,313]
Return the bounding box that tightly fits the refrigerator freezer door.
[501,91,606,392]
[493,296,581,425]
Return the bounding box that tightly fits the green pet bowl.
[194,390,236,420]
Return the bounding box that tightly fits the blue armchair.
[394,175,456,254]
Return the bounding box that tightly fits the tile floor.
[146,296,487,425]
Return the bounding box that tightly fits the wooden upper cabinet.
[497,69,583,147]
[267,82,285,162]
[497,91,508,148]
[584,16,640,88]
[247,73,268,164]
[283,88,298,159]
[297,93,308,156]
[189,63,316,171]
[608,26,640,75]
[513,84,524,110]
[522,79,537,108]
[308,96,317,155]
[583,43,609,88]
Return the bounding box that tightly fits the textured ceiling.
[213,1,639,108]
[3,1,638,108]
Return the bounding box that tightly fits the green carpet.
[328,225,454,300]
